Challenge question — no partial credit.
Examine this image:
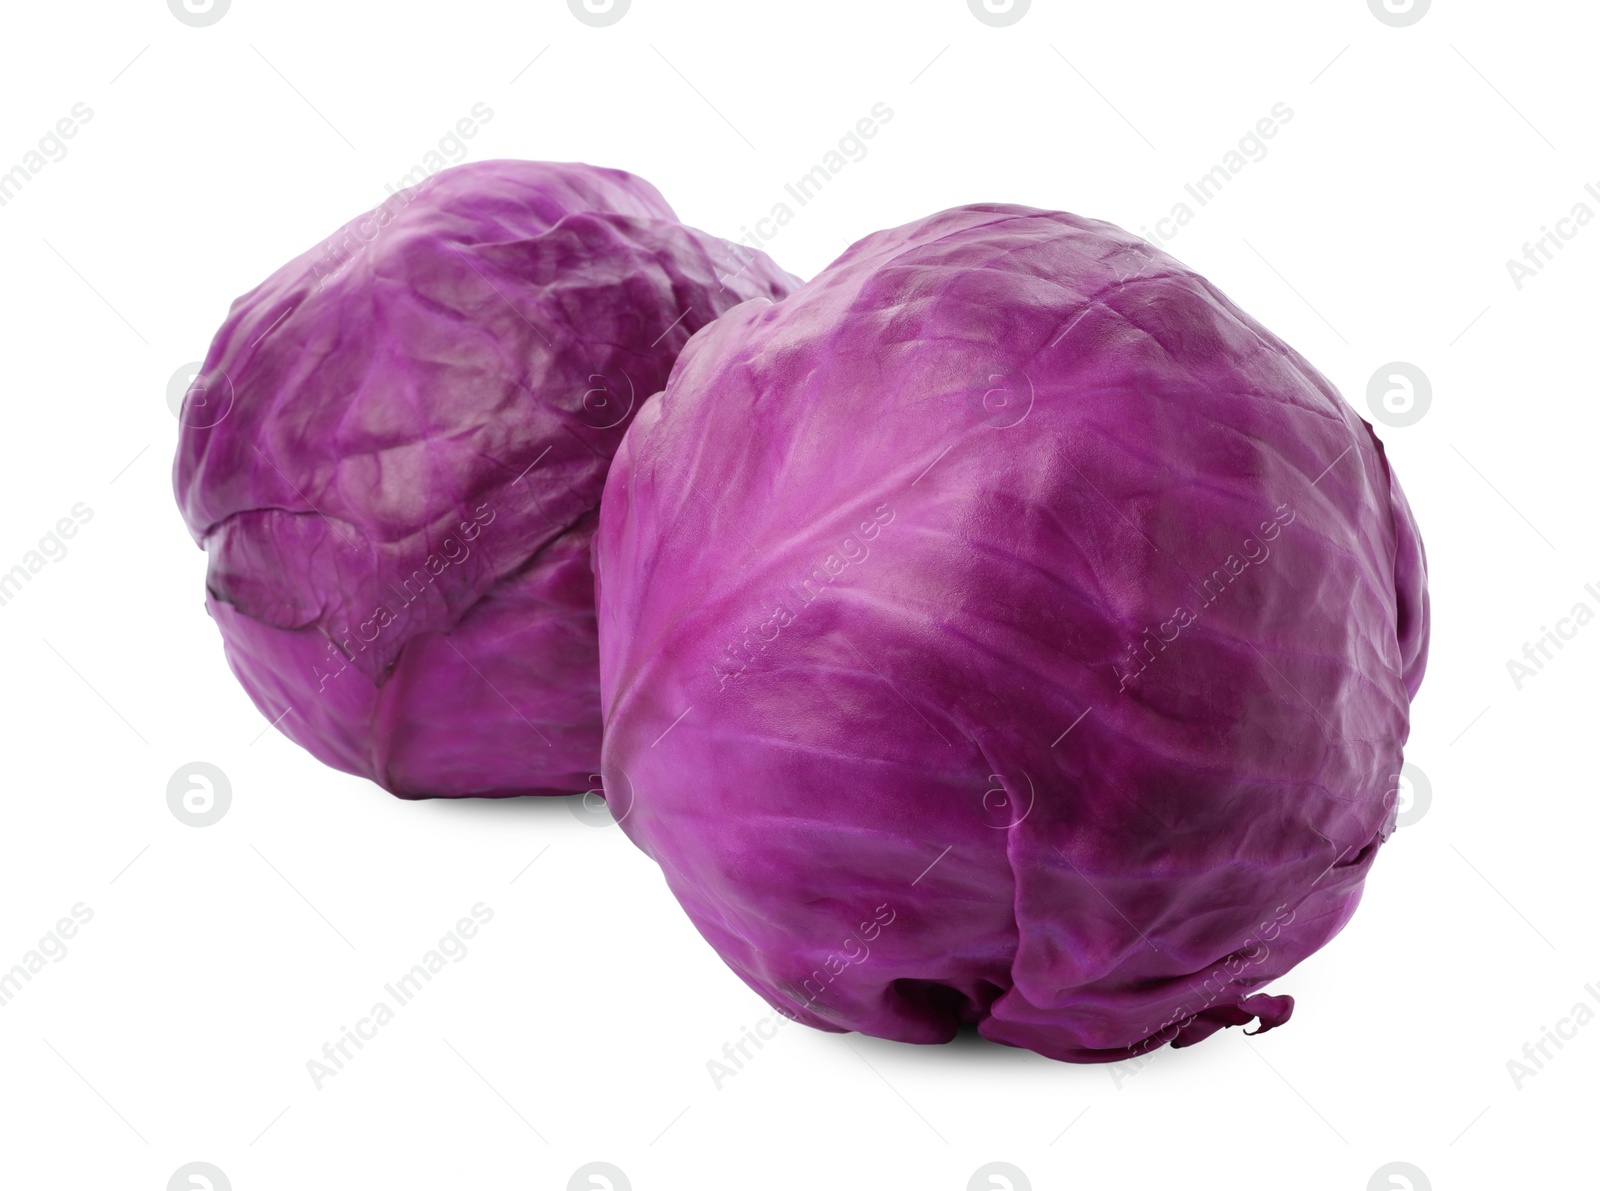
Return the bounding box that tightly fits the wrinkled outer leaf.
[594,204,1429,1060]
[175,160,797,797]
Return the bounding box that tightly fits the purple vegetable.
[175,160,797,798]
[594,204,1428,1061]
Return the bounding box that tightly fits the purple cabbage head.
[593,204,1429,1060]
[174,160,797,798]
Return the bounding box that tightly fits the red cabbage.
[175,160,796,798]
[593,203,1428,1060]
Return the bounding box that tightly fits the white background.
[0,2,1594,1189]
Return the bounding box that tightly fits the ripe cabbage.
[174,160,796,798]
[593,204,1429,1060]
